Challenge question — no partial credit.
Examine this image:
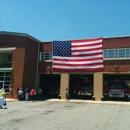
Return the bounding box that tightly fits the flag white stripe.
[72,50,102,55]
[53,60,103,64]
[53,54,103,60]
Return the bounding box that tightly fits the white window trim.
[40,52,52,61]
[103,57,130,60]
[0,72,11,93]
[0,47,16,52]
[103,48,130,60]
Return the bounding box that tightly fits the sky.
[1,0,130,42]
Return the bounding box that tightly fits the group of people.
[18,87,42,101]
[0,87,6,109]
[1,86,69,107]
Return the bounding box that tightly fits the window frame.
[0,72,11,93]
[7,54,13,63]
[103,48,130,60]
[40,52,52,61]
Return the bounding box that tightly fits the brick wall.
[39,42,52,73]
[40,42,52,51]
[103,37,130,71]
[0,34,39,98]
[103,37,130,48]
[39,37,130,73]
[22,37,39,94]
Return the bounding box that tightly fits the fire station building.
[0,31,130,101]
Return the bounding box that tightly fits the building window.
[108,50,114,58]
[126,49,130,58]
[7,54,12,63]
[0,72,11,93]
[119,49,125,58]
[103,48,130,59]
[40,52,52,61]
[103,50,107,58]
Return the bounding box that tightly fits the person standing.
[0,88,5,108]
[18,88,23,101]
[30,87,36,101]
[65,88,69,101]
[37,88,42,100]
[25,87,30,101]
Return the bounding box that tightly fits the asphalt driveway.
[0,100,130,130]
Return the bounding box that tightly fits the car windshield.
[110,84,124,89]
[80,83,93,88]
[86,84,93,88]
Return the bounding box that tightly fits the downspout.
[35,42,41,91]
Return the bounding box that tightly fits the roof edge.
[41,35,130,43]
[103,35,130,39]
[0,31,41,43]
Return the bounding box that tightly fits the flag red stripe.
[53,57,103,62]
[53,68,104,72]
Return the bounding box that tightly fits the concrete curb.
[46,99,130,105]
[6,98,130,105]
[6,98,17,102]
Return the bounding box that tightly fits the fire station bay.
[1,31,130,101]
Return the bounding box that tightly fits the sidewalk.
[46,98,130,105]
[6,98,130,105]
[6,98,17,101]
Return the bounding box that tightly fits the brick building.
[0,31,41,98]
[0,31,130,100]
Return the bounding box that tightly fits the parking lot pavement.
[1,98,130,130]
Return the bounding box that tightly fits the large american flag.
[52,38,104,71]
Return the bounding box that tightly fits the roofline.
[1,31,130,43]
[103,35,130,39]
[42,35,130,43]
[41,37,103,43]
[0,31,41,43]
